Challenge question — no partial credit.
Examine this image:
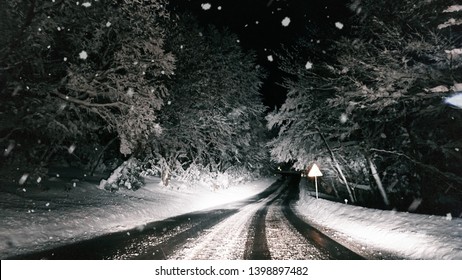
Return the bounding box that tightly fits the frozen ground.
[1,172,461,259]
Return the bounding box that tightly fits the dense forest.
[1,0,461,215]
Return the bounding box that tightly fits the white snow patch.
[106,21,111,27]
[445,93,462,109]
[0,173,275,259]
[443,5,462,13]
[281,17,291,27]
[267,55,274,62]
[295,179,462,259]
[81,2,91,8]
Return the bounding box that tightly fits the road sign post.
[308,163,323,199]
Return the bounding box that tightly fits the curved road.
[10,175,364,260]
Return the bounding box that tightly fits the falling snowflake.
[46,203,50,207]
[68,144,76,154]
[281,17,291,27]
[127,88,135,97]
[305,61,313,69]
[37,177,42,183]
[267,55,274,62]
[79,50,88,60]
[38,28,42,32]
[340,113,348,123]
[82,2,91,8]
[217,6,222,10]
[201,3,211,10]
[167,101,172,105]
[335,22,344,29]
[3,142,15,156]
[19,174,29,185]
[106,21,111,27]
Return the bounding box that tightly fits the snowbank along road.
[9,175,364,260]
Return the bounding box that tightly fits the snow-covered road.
[10,176,366,260]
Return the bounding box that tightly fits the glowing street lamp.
[308,163,323,199]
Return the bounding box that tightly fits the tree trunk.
[90,137,117,176]
[317,128,355,203]
[161,165,170,187]
[364,151,390,207]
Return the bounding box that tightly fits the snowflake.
[127,88,135,97]
[79,50,88,60]
[201,3,211,10]
[305,61,313,69]
[281,17,291,27]
[106,21,111,27]
[68,144,76,154]
[82,2,91,8]
[19,174,29,185]
[340,113,348,124]
[335,22,344,29]
[218,6,222,10]
[267,55,274,62]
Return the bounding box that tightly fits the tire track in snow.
[265,191,327,260]
[169,186,286,260]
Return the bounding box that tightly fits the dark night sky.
[169,0,353,108]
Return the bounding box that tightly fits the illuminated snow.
[443,5,462,13]
[296,179,462,259]
[267,55,274,62]
[81,2,91,8]
[335,22,344,29]
[445,93,462,109]
[281,17,291,27]
[0,175,275,259]
[106,21,111,27]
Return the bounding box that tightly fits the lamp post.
[308,163,323,199]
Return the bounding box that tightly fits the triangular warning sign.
[308,163,323,177]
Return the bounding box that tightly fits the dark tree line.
[0,1,269,190]
[268,0,462,214]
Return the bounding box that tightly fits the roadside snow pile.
[295,178,462,259]
[0,173,276,259]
